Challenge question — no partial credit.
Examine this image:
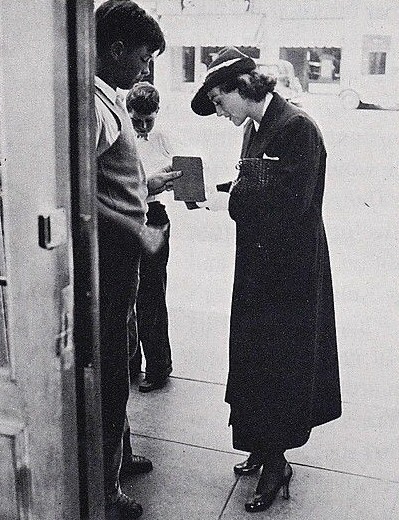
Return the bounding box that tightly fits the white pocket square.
[263,154,279,161]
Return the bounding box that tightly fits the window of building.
[305,47,341,83]
[368,52,386,75]
[182,46,195,82]
[361,35,390,75]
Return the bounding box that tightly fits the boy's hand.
[147,166,182,195]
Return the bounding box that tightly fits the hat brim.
[191,57,256,116]
[191,84,216,116]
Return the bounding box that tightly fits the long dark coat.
[225,93,341,453]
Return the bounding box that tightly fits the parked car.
[257,59,303,106]
[339,72,399,110]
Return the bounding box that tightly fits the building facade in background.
[135,0,399,107]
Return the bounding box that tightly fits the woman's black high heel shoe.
[244,456,293,513]
[234,453,263,475]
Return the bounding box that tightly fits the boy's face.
[129,108,158,139]
[114,44,155,90]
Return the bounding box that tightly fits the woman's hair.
[217,70,277,101]
[126,81,160,115]
[96,0,166,57]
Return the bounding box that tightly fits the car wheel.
[340,89,360,110]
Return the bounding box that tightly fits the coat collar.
[243,92,298,158]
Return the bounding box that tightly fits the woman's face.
[208,86,249,126]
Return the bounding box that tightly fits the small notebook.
[172,156,206,202]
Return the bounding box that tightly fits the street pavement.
[125,93,399,519]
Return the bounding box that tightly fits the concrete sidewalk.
[124,94,399,519]
[124,212,399,519]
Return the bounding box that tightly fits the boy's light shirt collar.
[252,92,273,131]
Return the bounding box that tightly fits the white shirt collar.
[253,92,273,131]
[95,75,117,105]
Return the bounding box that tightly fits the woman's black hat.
[191,47,256,116]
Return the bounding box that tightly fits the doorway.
[0,1,103,519]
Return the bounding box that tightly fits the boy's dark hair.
[218,70,277,101]
[126,81,160,115]
[96,0,166,57]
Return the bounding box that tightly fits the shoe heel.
[282,481,290,500]
[281,463,292,500]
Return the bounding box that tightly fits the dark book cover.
[172,156,206,202]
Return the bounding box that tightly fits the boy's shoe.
[105,493,143,519]
[119,454,153,480]
[139,366,172,393]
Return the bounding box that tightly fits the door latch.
[38,208,67,250]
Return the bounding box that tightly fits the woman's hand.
[196,184,229,211]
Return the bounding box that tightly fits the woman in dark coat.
[191,47,341,513]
